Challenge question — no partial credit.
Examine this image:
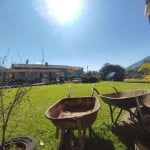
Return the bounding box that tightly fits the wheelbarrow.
[92,85,150,133]
[45,85,100,149]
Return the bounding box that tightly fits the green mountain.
[126,56,150,70]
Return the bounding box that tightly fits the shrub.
[88,76,99,83]
[81,76,99,83]
[81,76,89,83]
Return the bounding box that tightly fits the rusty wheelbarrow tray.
[45,96,100,130]
[45,95,100,149]
[92,87,150,126]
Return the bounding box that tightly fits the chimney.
[45,62,48,66]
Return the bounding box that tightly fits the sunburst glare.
[34,0,84,24]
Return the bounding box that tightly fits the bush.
[81,76,99,83]
[88,76,99,83]
[58,77,64,83]
[81,76,89,83]
[99,64,125,81]
[144,75,150,81]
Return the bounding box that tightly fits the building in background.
[0,63,83,85]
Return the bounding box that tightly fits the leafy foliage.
[81,76,99,83]
[126,63,150,79]
[99,64,125,81]
[144,75,150,80]
[88,76,99,83]
[0,82,31,148]
[138,63,150,72]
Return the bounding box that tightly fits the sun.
[34,0,84,24]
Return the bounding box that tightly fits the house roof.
[7,68,59,73]
[12,64,83,70]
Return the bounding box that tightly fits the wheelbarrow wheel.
[1,136,37,150]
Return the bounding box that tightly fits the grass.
[0,81,150,150]
[124,78,150,83]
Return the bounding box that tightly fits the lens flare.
[34,0,84,24]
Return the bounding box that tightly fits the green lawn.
[1,81,150,150]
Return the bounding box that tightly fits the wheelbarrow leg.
[88,126,93,137]
[114,109,123,124]
[59,129,74,150]
[59,129,65,150]
[55,127,60,139]
[109,104,114,123]
[136,97,144,122]
[77,121,86,150]
[109,104,123,124]
[78,128,86,150]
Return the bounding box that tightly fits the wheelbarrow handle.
[110,84,119,93]
[68,84,71,98]
[92,87,101,96]
[91,85,118,96]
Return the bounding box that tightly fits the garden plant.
[0,75,37,150]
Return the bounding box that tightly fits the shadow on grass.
[84,129,115,150]
[59,129,115,150]
[107,122,150,150]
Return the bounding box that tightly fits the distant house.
[0,66,7,82]
[106,72,116,80]
[0,63,83,84]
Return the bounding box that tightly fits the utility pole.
[87,66,88,73]
[41,49,45,65]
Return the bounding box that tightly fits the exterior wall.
[13,71,54,83]
[58,68,83,78]
[0,64,83,85]
[17,72,25,80]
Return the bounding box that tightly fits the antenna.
[25,59,29,64]
[0,49,10,66]
[16,49,24,64]
[41,49,45,64]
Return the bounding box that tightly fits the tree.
[138,63,150,73]
[99,64,125,81]
[138,63,150,80]
[0,85,31,149]
[0,55,32,149]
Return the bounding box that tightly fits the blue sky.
[0,0,150,71]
